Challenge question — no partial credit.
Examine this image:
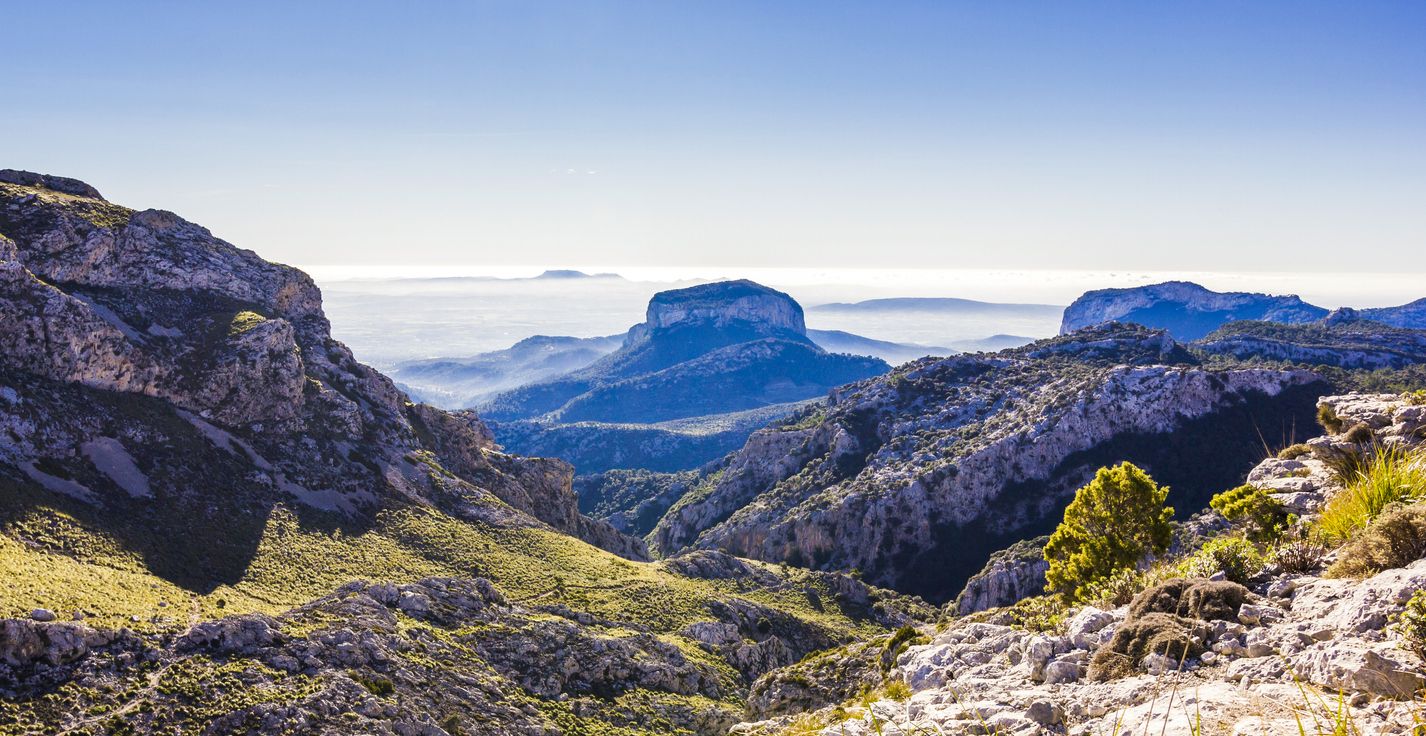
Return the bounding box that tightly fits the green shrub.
[1006,595,1070,633]
[1397,590,1426,659]
[1043,462,1174,602]
[1085,567,1148,608]
[1326,503,1426,578]
[1405,390,1426,407]
[354,673,394,696]
[1277,443,1312,460]
[878,625,926,673]
[1210,485,1289,542]
[1317,404,1344,433]
[1175,536,1266,584]
[227,310,267,336]
[1316,446,1426,543]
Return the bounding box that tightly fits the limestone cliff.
[0,169,641,559]
[652,324,1327,600]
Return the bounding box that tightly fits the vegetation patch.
[1043,462,1174,602]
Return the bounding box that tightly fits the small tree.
[1044,462,1174,602]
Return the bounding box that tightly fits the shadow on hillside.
[896,380,1331,603]
[0,376,381,596]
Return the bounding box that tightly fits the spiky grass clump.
[1315,446,1426,544]
[1326,503,1426,578]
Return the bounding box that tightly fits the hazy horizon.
[313,265,1426,371]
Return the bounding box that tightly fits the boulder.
[1291,642,1425,698]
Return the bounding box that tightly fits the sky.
[5,1,1425,272]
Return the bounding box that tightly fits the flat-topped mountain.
[1060,281,1329,340]
[643,279,806,334]
[480,280,888,426]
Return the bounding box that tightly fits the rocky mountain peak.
[0,169,643,560]
[0,168,105,200]
[1060,280,1329,340]
[641,279,806,335]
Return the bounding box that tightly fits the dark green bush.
[1176,536,1266,584]
[1043,462,1173,602]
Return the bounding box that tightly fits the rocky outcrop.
[1060,280,1426,341]
[1194,316,1426,369]
[1361,297,1426,330]
[734,394,1426,735]
[653,325,1326,600]
[1060,281,1329,340]
[0,172,641,559]
[953,536,1050,616]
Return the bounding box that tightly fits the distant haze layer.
[312,266,1425,370]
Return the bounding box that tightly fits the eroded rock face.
[954,536,1050,616]
[654,325,1325,600]
[0,173,640,559]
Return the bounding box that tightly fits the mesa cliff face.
[638,279,807,335]
[0,169,640,559]
[652,325,1327,600]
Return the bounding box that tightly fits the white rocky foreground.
[736,394,1426,735]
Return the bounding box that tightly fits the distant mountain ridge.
[1060,280,1426,340]
[812,297,1061,316]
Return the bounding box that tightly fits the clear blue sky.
[6,1,1424,271]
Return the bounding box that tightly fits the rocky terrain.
[735,393,1426,735]
[1195,311,1426,369]
[0,168,638,561]
[651,324,1328,600]
[4,169,1425,735]
[0,170,928,734]
[1061,280,1426,340]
